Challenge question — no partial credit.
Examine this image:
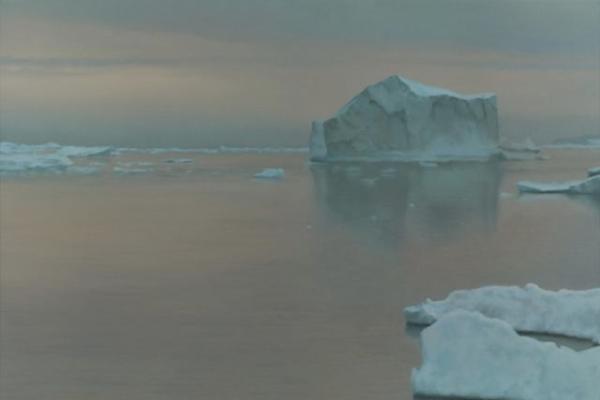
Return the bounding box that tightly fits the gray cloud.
[3,0,599,53]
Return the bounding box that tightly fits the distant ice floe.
[113,161,155,175]
[588,167,600,177]
[404,284,600,343]
[545,135,600,149]
[116,145,308,155]
[0,142,113,174]
[254,168,285,179]
[412,311,600,400]
[162,158,193,164]
[517,175,600,195]
[0,141,307,175]
[499,138,546,161]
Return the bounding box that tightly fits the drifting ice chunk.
[254,168,285,179]
[404,284,600,343]
[588,167,600,177]
[309,75,499,161]
[517,175,600,195]
[412,311,600,400]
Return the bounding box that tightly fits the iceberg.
[412,311,600,400]
[309,75,499,161]
[404,284,600,343]
[254,168,285,179]
[517,175,600,195]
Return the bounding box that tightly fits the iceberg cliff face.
[310,75,499,161]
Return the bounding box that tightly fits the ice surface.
[309,75,499,161]
[517,175,600,195]
[254,168,285,179]
[412,311,600,400]
[405,284,600,343]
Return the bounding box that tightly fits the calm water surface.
[1,149,599,399]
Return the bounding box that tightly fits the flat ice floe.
[254,168,285,179]
[517,175,600,195]
[412,311,600,400]
[404,284,600,343]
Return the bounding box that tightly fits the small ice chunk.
[418,161,438,168]
[412,311,600,400]
[404,284,600,343]
[254,168,285,179]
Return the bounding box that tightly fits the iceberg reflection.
[310,162,502,247]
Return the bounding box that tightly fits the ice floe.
[588,167,600,177]
[404,284,600,343]
[162,158,193,164]
[517,175,600,195]
[254,168,285,179]
[412,311,600,400]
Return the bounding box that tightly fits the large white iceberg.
[404,284,600,343]
[309,75,499,161]
[517,175,600,195]
[412,311,600,400]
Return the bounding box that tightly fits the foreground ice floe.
[517,175,600,195]
[412,311,600,400]
[309,75,499,162]
[405,284,600,343]
[254,168,285,179]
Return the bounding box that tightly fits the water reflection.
[311,162,502,247]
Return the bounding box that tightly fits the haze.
[1,0,599,147]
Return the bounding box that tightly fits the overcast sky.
[1,0,599,147]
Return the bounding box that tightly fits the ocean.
[1,147,599,399]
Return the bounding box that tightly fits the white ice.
[412,311,600,400]
[254,168,285,179]
[309,75,499,161]
[404,283,600,343]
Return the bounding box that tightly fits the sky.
[1,0,599,147]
